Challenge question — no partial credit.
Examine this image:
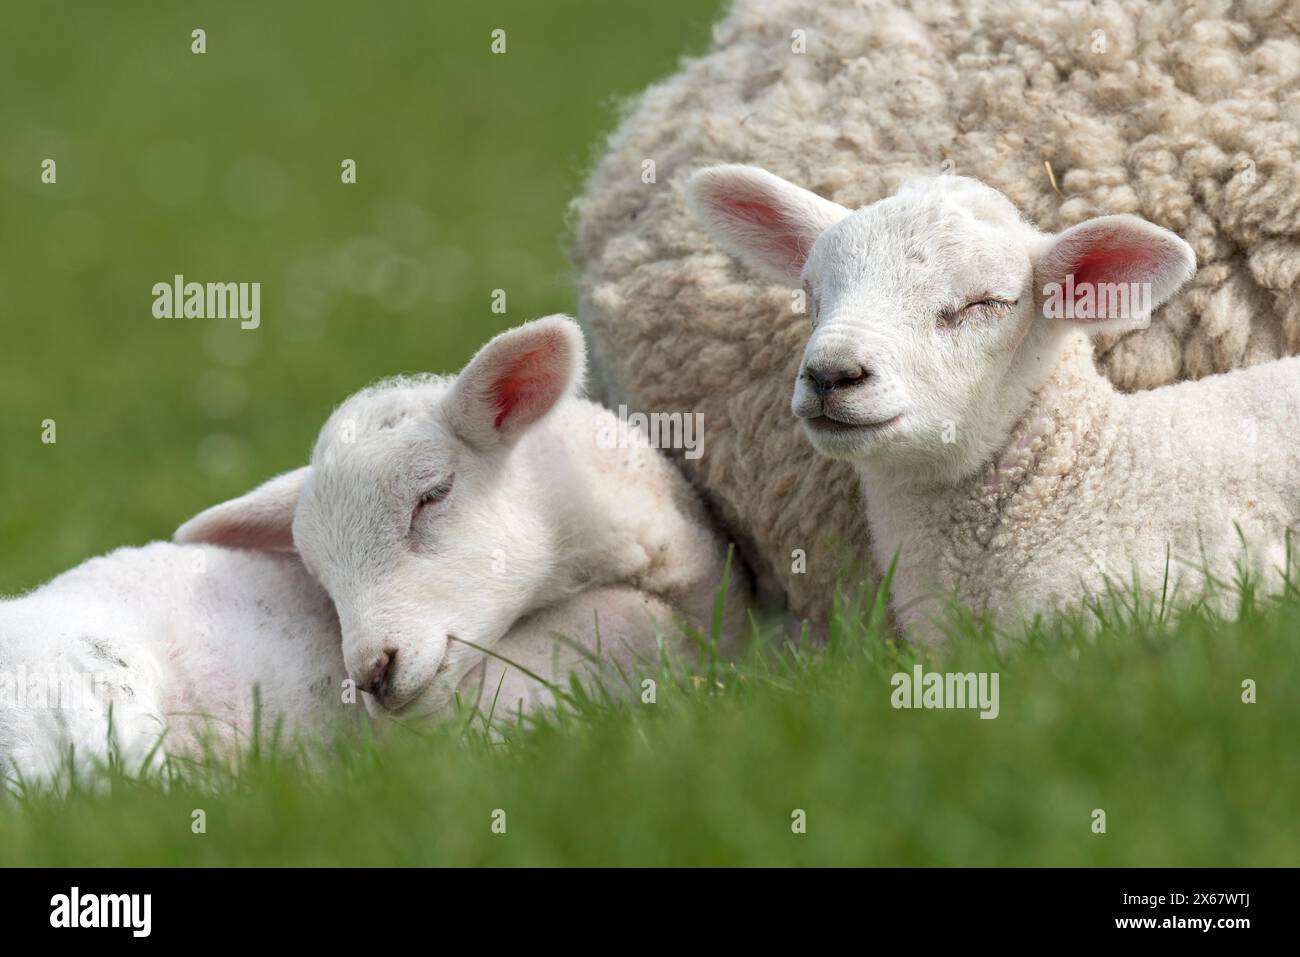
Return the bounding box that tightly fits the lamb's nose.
[358,649,396,697]
[806,364,870,397]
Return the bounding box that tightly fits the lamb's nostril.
[807,365,871,397]
[358,649,397,697]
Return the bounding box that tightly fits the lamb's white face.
[292,386,549,719]
[175,315,585,721]
[793,189,1038,465]
[688,166,1196,480]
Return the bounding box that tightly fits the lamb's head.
[176,315,586,719]
[687,165,1196,481]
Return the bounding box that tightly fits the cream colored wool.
[866,334,1300,640]
[571,0,1300,625]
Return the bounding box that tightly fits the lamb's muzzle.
[803,363,870,398]
[357,649,395,699]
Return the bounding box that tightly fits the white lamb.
[177,315,747,722]
[0,543,356,785]
[688,165,1300,638]
[572,0,1300,630]
[0,546,683,784]
[1,316,742,784]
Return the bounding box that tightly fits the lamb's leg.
[455,586,686,723]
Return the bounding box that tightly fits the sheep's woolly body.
[572,0,1300,623]
[867,334,1300,637]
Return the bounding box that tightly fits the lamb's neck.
[856,337,1115,614]
[972,337,1113,500]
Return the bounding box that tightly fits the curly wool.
[866,334,1300,640]
[571,0,1300,624]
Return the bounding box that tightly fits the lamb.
[0,544,682,785]
[570,0,1300,627]
[459,586,681,720]
[1,317,744,785]
[0,543,357,785]
[177,315,748,722]
[687,164,1300,638]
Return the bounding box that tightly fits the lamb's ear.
[447,314,586,449]
[1035,215,1195,333]
[174,466,309,552]
[686,165,850,284]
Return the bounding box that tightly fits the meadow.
[3,574,1296,866]
[1,1,1295,866]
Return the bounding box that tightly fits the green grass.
[2,1,1296,867]
[1,571,1296,866]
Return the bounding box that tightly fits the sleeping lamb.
[178,315,748,722]
[2,316,744,784]
[687,165,1300,639]
[572,0,1300,631]
[0,545,691,785]
[0,543,356,785]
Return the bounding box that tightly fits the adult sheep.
[571,0,1300,626]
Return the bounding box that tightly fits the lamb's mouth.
[381,642,455,715]
[804,413,902,434]
[435,637,455,676]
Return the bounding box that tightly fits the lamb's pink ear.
[174,466,309,552]
[1036,215,1195,333]
[686,165,850,284]
[447,315,586,449]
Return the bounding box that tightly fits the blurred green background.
[0,0,723,593]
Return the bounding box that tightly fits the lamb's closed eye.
[411,476,455,527]
[938,297,1016,330]
[961,297,1017,316]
